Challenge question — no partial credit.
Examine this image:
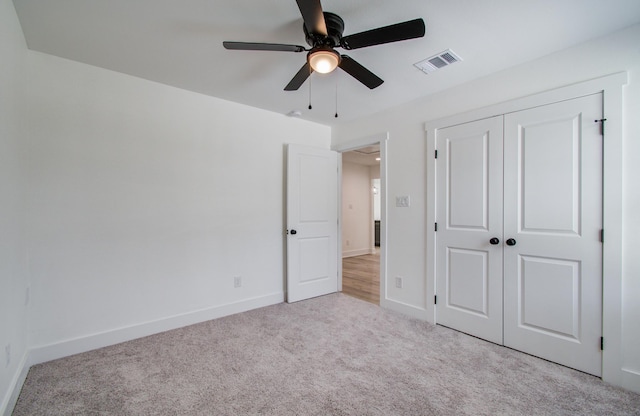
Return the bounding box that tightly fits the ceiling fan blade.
[341,18,425,50]
[295,0,327,36]
[223,41,306,52]
[339,55,383,89]
[284,62,314,91]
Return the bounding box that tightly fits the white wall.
[341,162,373,257]
[22,51,330,356]
[0,0,30,413]
[332,24,640,392]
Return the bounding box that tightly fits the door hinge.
[595,118,607,136]
[435,150,438,159]
[600,229,604,243]
[434,295,437,305]
[434,222,438,232]
[600,336,604,351]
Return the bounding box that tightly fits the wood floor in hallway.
[342,250,380,304]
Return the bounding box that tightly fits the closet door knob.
[290,229,297,235]
[489,238,500,245]
[506,238,517,246]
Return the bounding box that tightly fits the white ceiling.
[13,0,640,126]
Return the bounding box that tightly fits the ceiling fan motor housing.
[304,12,345,47]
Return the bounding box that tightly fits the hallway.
[342,250,380,304]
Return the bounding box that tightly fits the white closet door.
[503,94,603,376]
[435,116,504,344]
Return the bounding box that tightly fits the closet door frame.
[425,72,627,387]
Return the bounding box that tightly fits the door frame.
[425,73,627,387]
[333,133,388,305]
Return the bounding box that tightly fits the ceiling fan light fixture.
[308,47,341,74]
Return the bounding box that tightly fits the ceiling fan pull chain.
[308,72,313,110]
[334,81,339,118]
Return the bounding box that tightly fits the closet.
[434,93,603,376]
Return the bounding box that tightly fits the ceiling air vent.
[414,49,462,74]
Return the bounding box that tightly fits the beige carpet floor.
[13,293,640,415]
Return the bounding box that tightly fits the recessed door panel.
[448,134,489,230]
[299,156,331,223]
[447,248,488,316]
[519,255,580,340]
[519,115,581,234]
[299,237,330,283]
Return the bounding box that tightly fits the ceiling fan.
[223,0,426,91]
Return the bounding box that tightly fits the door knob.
[506,238,516,246]
[489,237,500,245]
[290,229,297,235]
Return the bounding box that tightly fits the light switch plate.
[396,196,410,207]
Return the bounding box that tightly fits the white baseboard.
[620,367,640,394]
[381,297,429,321]
[1,351,30,416]
[28,292,284,366]
[342,248,373,258]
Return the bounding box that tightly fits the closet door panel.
[503,94,603,376]
[435,116,504,344]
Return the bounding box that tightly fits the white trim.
[332,133,388,153]
[425,72,631,391]
[337,152,343,292]
[379,137,388,307]
[342,248,374,258]
[334,133,388,306]
[425,72,627,129]
[1,351,30,416]
[380,298,429,320]
[425,128,437,325]
[28,292,283,366]
[600,74,628,390]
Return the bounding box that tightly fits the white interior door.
[286,144,338,303]
[435,116,504,344]
[503,94,603,376]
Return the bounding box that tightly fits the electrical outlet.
[5,344,10,368]
[346,239,350,246]
[395,277,403,289]
[233,276,242,288]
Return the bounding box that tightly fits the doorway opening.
[340,144,381,304]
